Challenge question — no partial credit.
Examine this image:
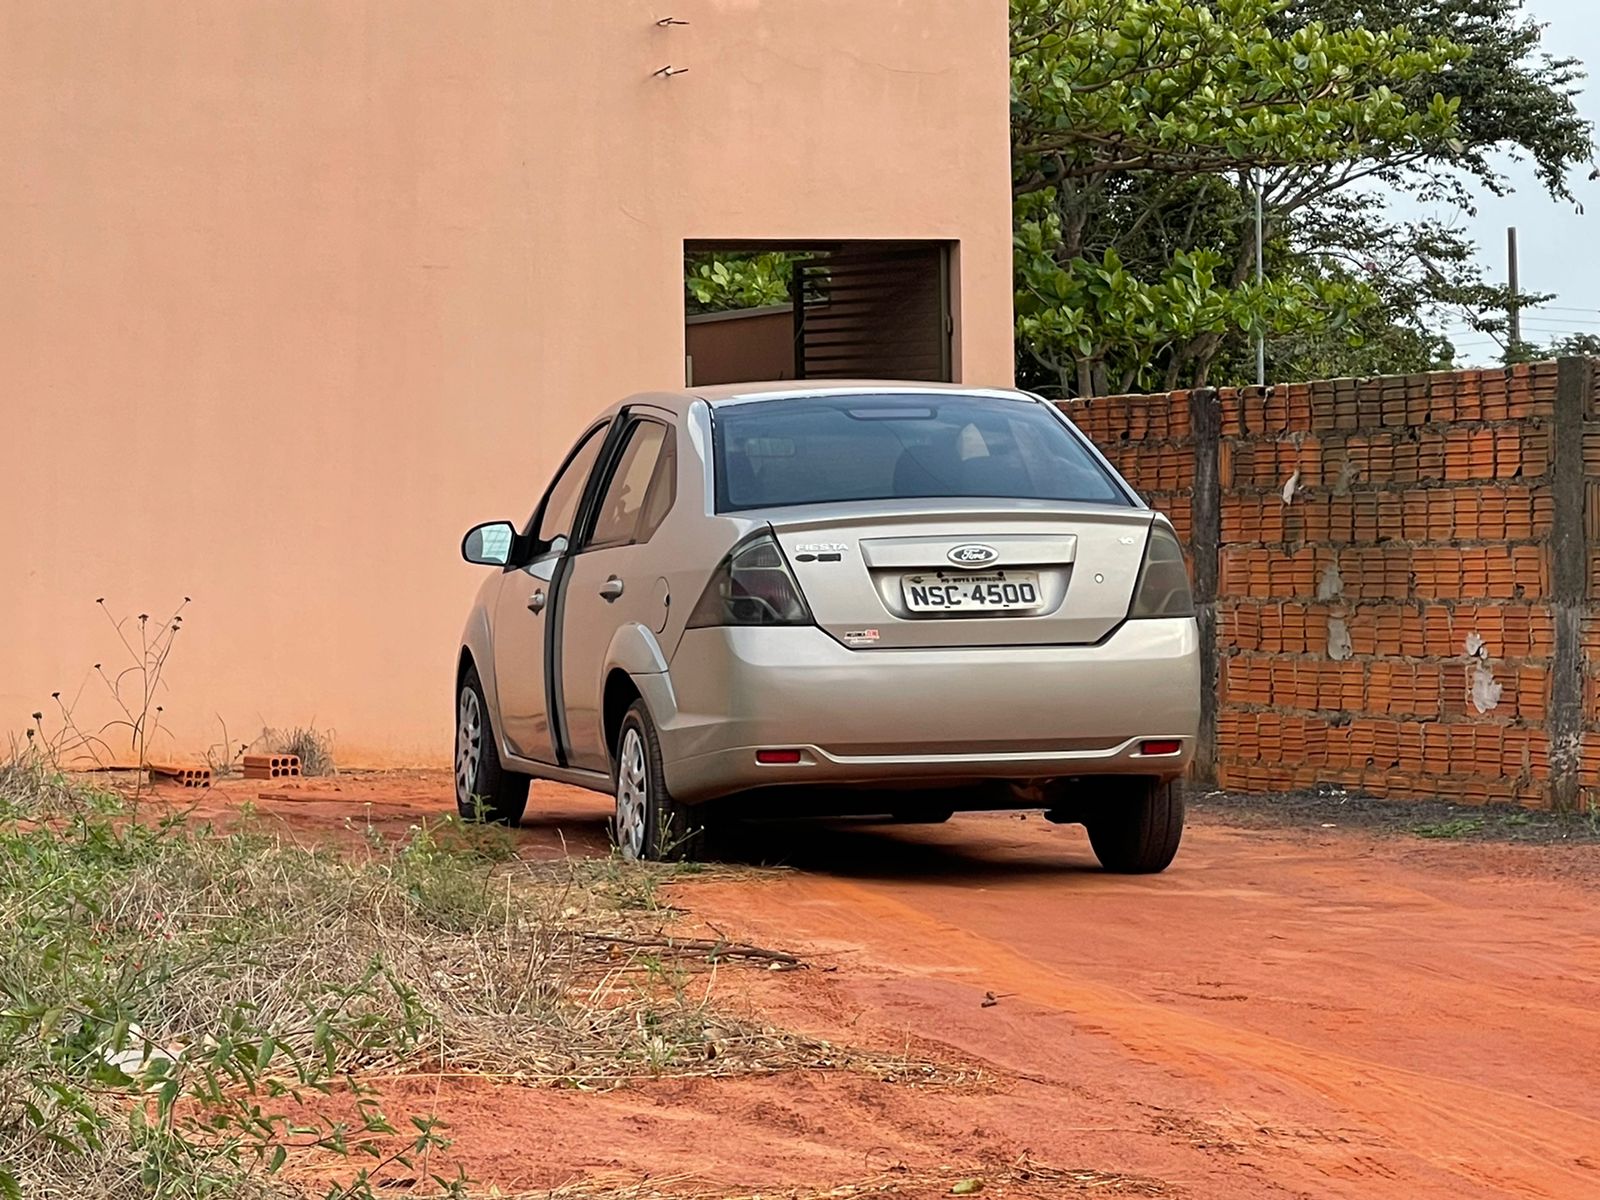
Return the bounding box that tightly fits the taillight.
[1129,524,1195,618]
[687,532,814,628]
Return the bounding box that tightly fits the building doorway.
[684,240,952,387]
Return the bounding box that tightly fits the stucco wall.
[686,306,795,385]
[1,1,1013,765]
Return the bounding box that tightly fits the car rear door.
[556,412,677,772]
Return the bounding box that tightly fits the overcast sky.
[1390,0,1600,360]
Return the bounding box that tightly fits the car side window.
[587,419,671,550]
[534,422,610,550]
[635,427,677,544]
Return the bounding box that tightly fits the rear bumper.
[653,619,1199,803]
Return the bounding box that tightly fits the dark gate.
[792,243,951,382]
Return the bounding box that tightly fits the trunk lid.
[771,501,1155,648]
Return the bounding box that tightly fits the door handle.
[527,589,546,614]
[598,576,625,602]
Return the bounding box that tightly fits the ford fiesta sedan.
[456,383,1199,871]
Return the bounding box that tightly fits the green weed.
[0,757,846,1199]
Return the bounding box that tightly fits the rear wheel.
[455,665,530,826]
[613,700,706,861]
[1083,779,1184,874]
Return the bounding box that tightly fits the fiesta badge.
[946,543,999,568]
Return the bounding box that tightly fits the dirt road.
[191,773,1600,1198]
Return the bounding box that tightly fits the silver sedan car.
[456,383,1199,871]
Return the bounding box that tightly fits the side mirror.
[461,521,518,567]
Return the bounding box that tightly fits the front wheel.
[1083,778,1184,874]
[613,700,705,861]
[455,665,530,826]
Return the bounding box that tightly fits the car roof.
[618,380,1037,417]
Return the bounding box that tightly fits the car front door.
[490,420,610,763]
[557,413,676,772]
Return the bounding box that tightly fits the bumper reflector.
[756,749,803,765]
[1139,740,1182,756]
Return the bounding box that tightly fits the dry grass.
[265,724,337,776]
[357,855,979,1087]
[0,761,975,1200]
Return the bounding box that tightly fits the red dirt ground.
[170,771,1600,1198]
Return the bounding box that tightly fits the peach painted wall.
[0,1,1013,766]
[686,307,795,385]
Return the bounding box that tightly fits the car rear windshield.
[712,393,1130,512]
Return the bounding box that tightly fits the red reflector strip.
[755,749,803,765]
[1140,740,1182,756]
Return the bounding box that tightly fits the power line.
[1442,322,1600,336]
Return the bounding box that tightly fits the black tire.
[1084,778,1184,874]
[454,664,530,826]
[613,700,706,861]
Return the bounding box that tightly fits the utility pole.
[1507,226,1522,359]
[1254,171,1266,387]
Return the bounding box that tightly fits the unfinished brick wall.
[1064,359,1595,810]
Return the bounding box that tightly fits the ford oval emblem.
[947,543,999,568]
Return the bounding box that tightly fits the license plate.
[902,571,1043,613]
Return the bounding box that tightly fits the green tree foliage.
[1011,0,1463,190]
[1531,330,1600,358]
[1254,196,1501,381]
[1297,0,1590,204]
[1012,0,1593,395]
[1270,0,1590,372]
[684,252,796,314]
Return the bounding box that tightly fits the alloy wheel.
[615,726,648,860]
[455,687,482,809]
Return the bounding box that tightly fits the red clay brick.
[1099,366,1577,809]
